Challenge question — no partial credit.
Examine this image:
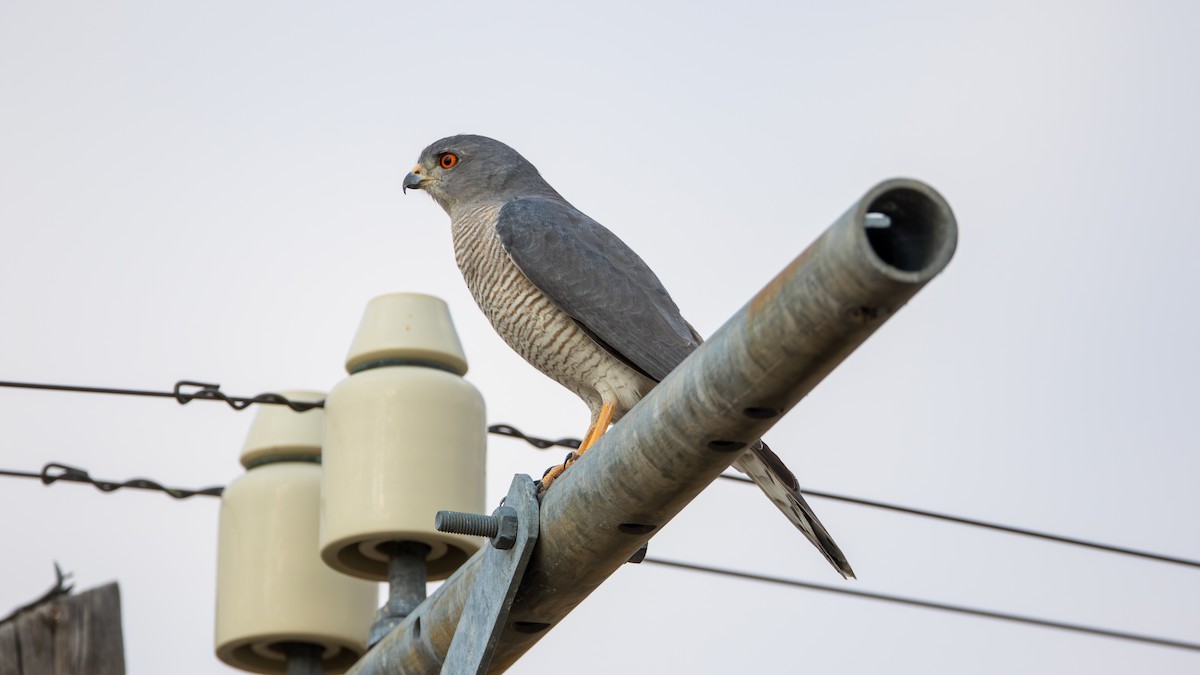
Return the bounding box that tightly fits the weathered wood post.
[0,583,125,675]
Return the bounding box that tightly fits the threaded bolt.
[435,511,499,538]
[436,506,518,549]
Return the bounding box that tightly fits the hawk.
[404,135,854,578]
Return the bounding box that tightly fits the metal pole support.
[368,541,433,648]
[346,178,958,675]
[434,475,539,675]
[282,642,324,675]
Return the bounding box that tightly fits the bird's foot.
[537,451,581,494]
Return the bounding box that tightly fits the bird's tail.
[733,441,856,579]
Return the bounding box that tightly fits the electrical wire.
[642,557,1200,653]
[0,379,577,449]
[2,460,1195,652]
[2,455,1198,571]
[718,474,1200,569]
[0,463,223,500]
[0,379,322,411]
[2,376,1196,568]
[5,376,1196,658]
[487,424,581,449]
[511,432,1200,569]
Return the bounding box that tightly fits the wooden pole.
[350,178,958,674]
[0,583,125,675]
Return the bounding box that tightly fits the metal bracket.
[435,474,539,675]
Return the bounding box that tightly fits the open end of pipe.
[864,187,954,273]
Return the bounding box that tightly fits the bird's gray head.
[403,134,561,215]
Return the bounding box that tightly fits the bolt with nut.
[436,506,519,550]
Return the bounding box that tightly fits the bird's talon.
[539,452,584,494]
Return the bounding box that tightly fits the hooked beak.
[403,164,427,194]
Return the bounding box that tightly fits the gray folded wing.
[495,197,699,382]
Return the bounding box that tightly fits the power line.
[6,460,1196,652]
[487,424,580,450]
[6,361,1193,655]
[2,379,1190,562]
[642,557,1200,653]
[0,379,322,411]
[4,454,1198,572]
[718,474,1200,569]
[0,463,223,500]
[0,379,580,450]
[3,374,1195,568]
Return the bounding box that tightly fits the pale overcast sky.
[2,2,1198,673]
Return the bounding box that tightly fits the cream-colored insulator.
[320,293,486,581]
[215,391,378,674]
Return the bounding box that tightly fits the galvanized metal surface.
[283,642,324,675]
[368,542,432,648]
[436,506,520,550]
[440,475,539,675]
[347,178,957,675]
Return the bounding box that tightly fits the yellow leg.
[578,420,599,451]
[539,402,616,493]
[578,402,615,453]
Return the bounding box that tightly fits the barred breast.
[451,204,654,422]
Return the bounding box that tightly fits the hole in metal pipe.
[512,621,551,634]
[865,187,953,273]
[743,407,780,419]
[707,440,747,452]
[617,523,656,535]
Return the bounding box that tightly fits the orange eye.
[439,152,458,169]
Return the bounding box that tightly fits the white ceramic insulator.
[320,293,486,581]
[238,389,324,467]
[344,292,469,375]
[216,440,377,672]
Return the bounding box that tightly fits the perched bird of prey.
[404,135,854,579]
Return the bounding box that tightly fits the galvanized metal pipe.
[349,178,957,674]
